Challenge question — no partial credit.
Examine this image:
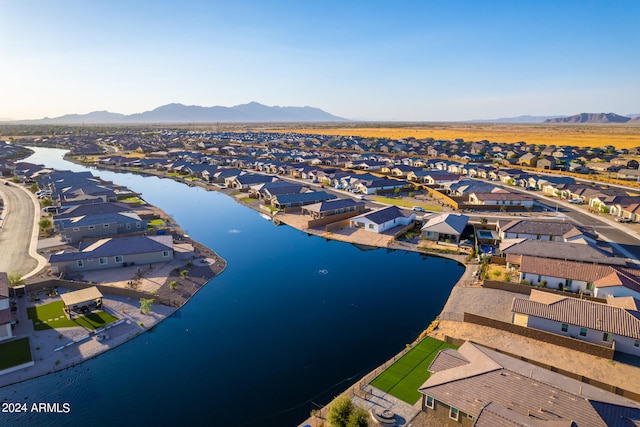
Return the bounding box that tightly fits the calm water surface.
[1,147,463,426]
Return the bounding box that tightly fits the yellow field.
[261,124,640,149]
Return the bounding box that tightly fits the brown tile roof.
[518,256,636,282]
[420,342,640,426]
[0,272,8,299]
[512,289,640,339]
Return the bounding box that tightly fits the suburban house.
[512,289,640,356]
[301,198,366,219]
[49,235,174,274]
[420,213,469,243]
[502,239,626,267]
[349,206,416,233]
[56,211,147,243]
[424,172,461,186]
[0,273,13,342]
[536,156,557,170]
[248,181,303,201]
[517,152,538,167]
[419,341,640,426]
[496,219,597,244]
[511,255,635,293]
[270,191,336,210]
[355,178,409,195]
[226,173,275,190]
[468,191,534,208]
[592,268,640,299]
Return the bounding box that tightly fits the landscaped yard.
[27,301,118,331]
[117,196,146,204]
[0,337,32,370]
[370,196,442,212]
[369,337,458,404]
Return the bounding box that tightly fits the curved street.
[0,179,47,279]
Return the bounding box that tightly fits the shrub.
[169,281,178,290]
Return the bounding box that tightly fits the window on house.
[162,250,170,257]
[561,323,568,332]
[587,282,594,291]
[77,260,83,267]
[580,327,587,337]
[368,224,374,229]
[136,222,141,228]
[104,224,109,228]
[426,396,434,409]
[73,227,80,231]
[537,275,542,283]
[99,257,108,265]
[450,407,459,421]
[88,225,95,230]
[126,223,131,229]
[603,333,611,342]
[635,340,640,348]
[115,255,123,263]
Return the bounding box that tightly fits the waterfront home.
[419,341,640,426]
[349,206,416,233]
[56,211,147,243]
[496,219,597,244]
[270,191,336,210]
[248,181,304,201]
[300,198,366,219]
[0,273,13,342]
[420,213,468,243]
[49,235,174,275]
[226,173,275,190]
[512,289,640,356]
[510,255,635,293]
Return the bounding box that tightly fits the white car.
[568,198,583,204]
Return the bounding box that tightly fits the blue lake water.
[1,147,463,426]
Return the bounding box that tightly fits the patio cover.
[60,287,103,307]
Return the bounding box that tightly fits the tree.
[139,298,154,314]
[29,183,39,193]
[479,217,488,225]
[180,269,189,278]
[347,407,369,427]
[41,198,53,207]
[38,218,52,231]
[8,272,24,288]
[327,395,353,427]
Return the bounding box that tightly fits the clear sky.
[1,0,639,121]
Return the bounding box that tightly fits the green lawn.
[369,196,442,212]
[27,301,118,331]
[118,196,146,204]
[369,337,458,404]
[148,219,166,227]
[0,337,32,370]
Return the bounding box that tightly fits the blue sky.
[1,0,638,121]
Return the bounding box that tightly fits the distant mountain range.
[471,112,640,124]
[7,102,348,124]
[543,112,633,123]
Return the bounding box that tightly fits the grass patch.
[27,301,118,331]
[148,219,165,227]
[370,196,442,212]
[0,338,32,370]
[118,196,146,204]
[238,197,254,203]
[369,337,458,404]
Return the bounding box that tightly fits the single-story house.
[512,289,640,355]
[349,206,416,233]
[496,219,597,244]
[301,198,366,219]
[469,191,534,208]
[419,341,640,425]
[49,235,174,274]
[270,191,337,210]
[420,213,468,243]
[57,211,147,243]
[355,178,409,195]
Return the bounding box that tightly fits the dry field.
[260,123,640,149]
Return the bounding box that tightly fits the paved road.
[0,179,45,277]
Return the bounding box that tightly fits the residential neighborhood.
[2,127,640,427]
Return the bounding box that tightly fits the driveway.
[0,179,47,278]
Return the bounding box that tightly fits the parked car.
[569,198,584,204]
[412,206,425,212]
[617,217,632,223]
